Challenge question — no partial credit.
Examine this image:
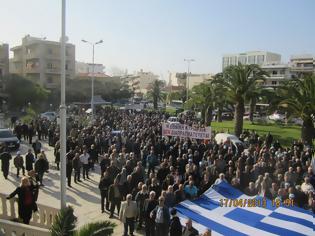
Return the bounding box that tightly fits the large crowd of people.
[1,106,314,236]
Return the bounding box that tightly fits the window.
[47,63,53,69]
[47,77,53,83]
[272,81,277,85]
[47,48,53,54]
[256,55,265,65]
[248,56,255,64]
[230,57,237,65]
[238,56,247,64]
[272,70,277,75]
[65,64,68,70]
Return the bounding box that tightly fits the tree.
[215,64,267,136]
[278,75,315,145]
[186,82,215,126]
[50,206,116,236]
[147,80,165,110]
[2,75,49,111]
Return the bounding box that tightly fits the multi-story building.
[290,54,315,77]
[75,61,105,75]
[222,51,281,69]
[261,63,291,88]
[0,43,9,77]
[169,72,213,90]
[10,35,75,89]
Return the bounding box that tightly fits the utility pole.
[60,0,67,209]
[184,59,195,101]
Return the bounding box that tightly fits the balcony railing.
[0,219,50,236]
[0,192,59,229]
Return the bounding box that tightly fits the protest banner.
[162,122,211,140]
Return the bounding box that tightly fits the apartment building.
[0,43,9,77]
[290,54,315,77]
[75,61,105,75]
[10,35,75,89]
[261,63,291,87]
[169,72,213,90]
[222,51,281,69]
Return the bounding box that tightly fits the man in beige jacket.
[119,194,138,236]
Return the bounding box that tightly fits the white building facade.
[222,51,281,69]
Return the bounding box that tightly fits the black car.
[0,129,20,150]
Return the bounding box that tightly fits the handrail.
[0,192,59,229]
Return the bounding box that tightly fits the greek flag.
[176,182,314,236]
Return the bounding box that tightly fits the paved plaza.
[0,139,144,235]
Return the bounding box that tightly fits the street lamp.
[184,59,195,102]
[81,39,103,121]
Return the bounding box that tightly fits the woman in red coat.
[7,177,37,224]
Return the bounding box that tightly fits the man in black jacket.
[0,147,12,179]
[25,149,35,172]
[144,191,158,236]
[169,208,182,236]
[182,218,199,236]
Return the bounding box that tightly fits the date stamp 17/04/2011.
[219,198,294,208]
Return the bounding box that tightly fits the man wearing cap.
[14,151,25,177]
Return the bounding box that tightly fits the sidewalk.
[0,139,145,235]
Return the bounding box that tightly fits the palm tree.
[50,206,116,236]
[148,80,165,110]
[278,75,315,145]
[186,82,215,126]
[215,64,267,137]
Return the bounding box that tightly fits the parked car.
[222,112,234,121]
[268,112,285,122]
[41,111,57,121]
[167,116,180,123]
[214,133,246,154]
[0,129,20,150]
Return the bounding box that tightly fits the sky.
[1,0,314,78]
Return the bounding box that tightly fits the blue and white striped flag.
[176,182,314,236]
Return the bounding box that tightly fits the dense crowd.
[1,107,314,236]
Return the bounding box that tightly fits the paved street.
[0,139,144,235]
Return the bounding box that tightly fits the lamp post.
[184,59,195,102]
[81,39,103,121]
[60,0,67,209]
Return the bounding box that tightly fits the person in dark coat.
[32,139,42,158]
[151,196,170,236]
[169,208,182,236]
[28,124,34,145]
[144,191,158,236]
[54,148,60,170]
[34,154,48,186]
[98,171,112,212]
[25,149,35,172]
[108,178,122,218]
[14,151,25,177]
[72,153,82,183]
[0,147,12,179]
[14,123,23,141]
[182,218,199,236]
[22,123,29,141]
[66,150,73,187]
[6,177,38,224]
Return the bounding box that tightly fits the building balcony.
[25,67,40,73]
[290,66,314,72]
[25,53,40,59]
[46,68,60,74]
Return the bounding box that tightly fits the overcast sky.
[1,0,314,78]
